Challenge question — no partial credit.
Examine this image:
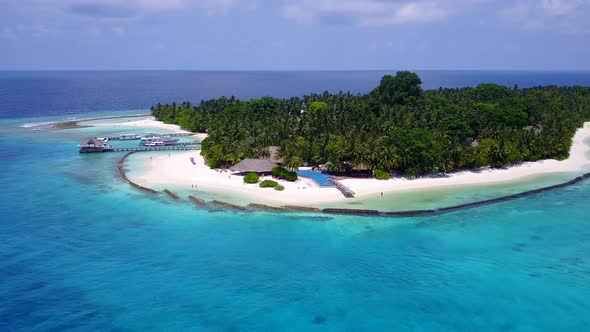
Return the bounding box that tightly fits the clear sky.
[1,0,589,70]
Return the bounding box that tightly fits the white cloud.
[111,26,125,36]
[0,0,254,44]
[282,0,485,26]
[499,0,590,34]
[541,0,585,16]
[30,0,250,18]
[196,0,244,15]
[0,28,18,40]
[86,26,102,37]
[0,24,49,40]
[30,24,50,36]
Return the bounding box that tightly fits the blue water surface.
[1,71,590,331]
[2,70,590,118]
[297,170,335,186]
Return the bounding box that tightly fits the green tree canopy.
[152,72,590,177]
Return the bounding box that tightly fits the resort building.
[227,146,283,173]
[78,137,109,153]
[229,158,278,174]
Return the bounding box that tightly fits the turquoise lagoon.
[1,114,590,331]
[125,147,588,212]
[3,70,590,331]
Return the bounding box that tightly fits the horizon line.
[2,68,590,73]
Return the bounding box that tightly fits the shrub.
[274,184,285,191]
[374,167,390,180]
[259,180,278,188]
[243,172,260,184]
[272,166,298,182]
[206,158,221,169]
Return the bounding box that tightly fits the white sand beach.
[131,152,345,205]
[341,122,590,199]
[126,121,590,206]
[91,117,192,134]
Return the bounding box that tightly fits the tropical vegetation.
[259,180,279,188]
[152,71,590,177]
[243,172,260,184]
[272,166,298,182]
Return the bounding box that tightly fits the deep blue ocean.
[2,70,590,118]
[1,71,590,331]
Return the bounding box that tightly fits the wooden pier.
[157,142,200,146]
[107,133,193,140]
[79,135,201,153]
[331,179,355,198]
[105,145,201,152]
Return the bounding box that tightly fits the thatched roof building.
[229,158,278,173]
[78,137,109,153]
[80,137,106,147]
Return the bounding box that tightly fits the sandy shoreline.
[88,117,192,134]
[341,122,590,199]
[123,120,590,206]
[131,152,346,205]
[22,113,151,129]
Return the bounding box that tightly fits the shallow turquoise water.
[1,116,590,331]
[3,70,590,331]
[339,172,583,211]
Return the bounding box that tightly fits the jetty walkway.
[331,179,356,198]
[80,136,201,153]
[107,133,193,140]
[106,145,200,152]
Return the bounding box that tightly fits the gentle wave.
[20,121,57,128]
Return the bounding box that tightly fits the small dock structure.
[331,179,356,198]
[79,134,200,153]
[107,132,192,140]
[116,134,142,140]
[108,146,200,152]
[78,137,110,153]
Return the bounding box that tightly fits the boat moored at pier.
[118,134,142,140]
[139,135,179,146]
[79,135,200,153]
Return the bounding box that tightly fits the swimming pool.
[296,170,335,187]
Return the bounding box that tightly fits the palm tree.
[284,156,304,170]
[379,144,400,170]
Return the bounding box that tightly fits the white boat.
[139,134,161,145]
[140,135,178,146]
[119,134,140,140]
[159,137,179,146]
[145,142,163,147]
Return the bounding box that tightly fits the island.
[95,72,590,213]
[151,71,590,175]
